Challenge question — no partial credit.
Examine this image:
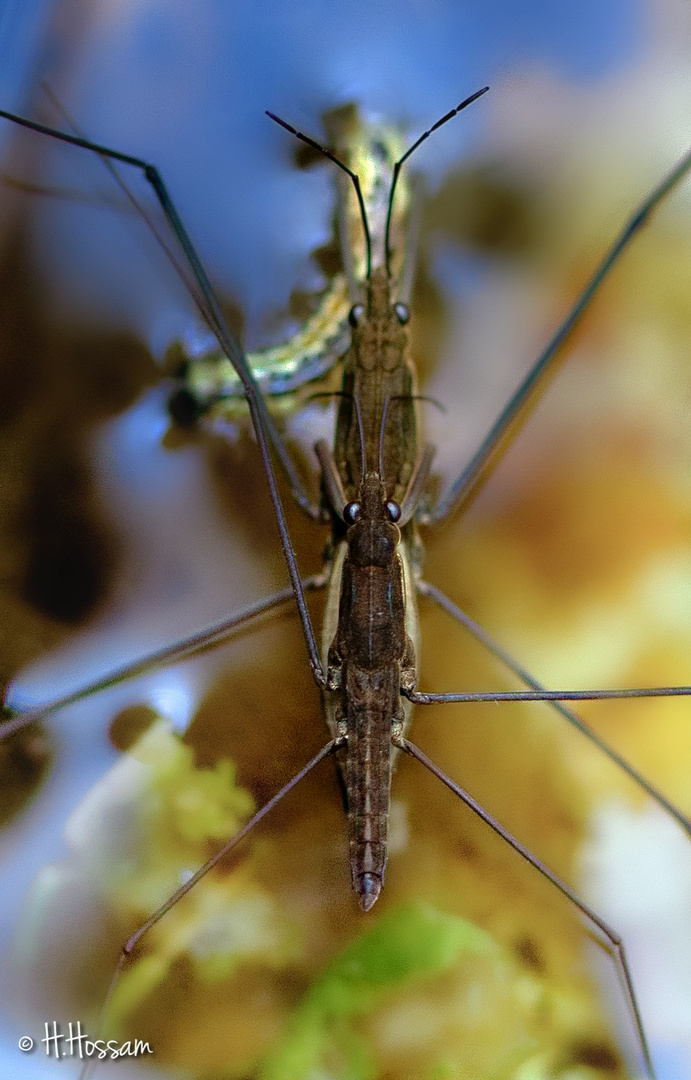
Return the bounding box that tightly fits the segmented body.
[322,268,422,908]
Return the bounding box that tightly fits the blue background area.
[4,4,688,1080]
[1,0,647,104]
[0,0,648,346]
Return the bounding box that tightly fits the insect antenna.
[349,389,367,484]
[410,392,446,414]
[310,387,366,483]
[384,86,489,280]
[266,110,372,279]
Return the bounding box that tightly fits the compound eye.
[348,304,365,328]
[393,302,409,325]
[343,501,362,525]
[385,500,401,522]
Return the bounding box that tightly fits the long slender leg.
[1,575,326,740]
[397,735,656,1080]
[425,144,691,522]
[0,108,326,686]
[40,83,210,326]
[418,579,691,837]
[39,86,340,428]
[76,738,337,1080]
[407,684,691,704]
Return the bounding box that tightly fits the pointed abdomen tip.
[356,872,382,912]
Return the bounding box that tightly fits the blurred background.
[1,1,691,1078]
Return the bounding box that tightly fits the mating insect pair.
[1,89,691,1079]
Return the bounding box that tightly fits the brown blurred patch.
[0,722,54,826]
[0,222,157,818]
[425,161,542,258]
[0,230,157,681]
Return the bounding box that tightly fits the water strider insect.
[165,102,415,429]
[1,91,691,1079]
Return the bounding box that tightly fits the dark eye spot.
[393,302,409,325]
[348,304,365,328]
[343,501,362,524]
[168,388,204,427]
[385,500,401,522]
